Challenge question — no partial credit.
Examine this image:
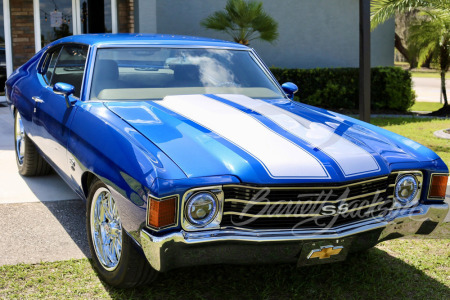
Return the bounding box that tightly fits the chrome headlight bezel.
[395,175,418,204]
[185,192,218,226]
[393,171,423,208]
[181,186,224,231]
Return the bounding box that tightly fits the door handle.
[32,96,44,103]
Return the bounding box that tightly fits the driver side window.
[51,45,89,98]
[42,47,61,84]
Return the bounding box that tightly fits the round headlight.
[185,192,218,227]
[395,175,418,205]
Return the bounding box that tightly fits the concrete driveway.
[412,77,450,103]
[0,104,89,266]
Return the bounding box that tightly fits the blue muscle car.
[6,34,449,288]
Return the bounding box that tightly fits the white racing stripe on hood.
[218,94,380,177]
[158,94,330,179]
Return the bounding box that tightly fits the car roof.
[49,33,249,50]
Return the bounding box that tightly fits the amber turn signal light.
[148,196,177,228]
[428,175,448,199]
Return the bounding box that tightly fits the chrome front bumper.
[140,203,449,272]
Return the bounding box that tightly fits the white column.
[33,0,41,52]
[75,0,81,34]
[3,0,13,76]
[72,0,78,34]
[111,0,118,33]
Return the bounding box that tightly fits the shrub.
[270,67,416,112]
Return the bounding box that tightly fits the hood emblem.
[307,245,343,259]
[69,158,76,171]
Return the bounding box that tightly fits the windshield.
[90,47,285,100]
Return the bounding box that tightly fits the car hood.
[105,94,441,184]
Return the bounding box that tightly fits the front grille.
[221,174,398,230]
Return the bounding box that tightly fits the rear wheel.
[14,110,51,176]
[86,179,157,288]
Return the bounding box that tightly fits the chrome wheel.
[90,187,123,271]
[15,113,25,165]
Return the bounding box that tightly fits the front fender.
[68,101,187,236]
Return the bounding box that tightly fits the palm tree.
[201,0,278,46]
[371,0,449,28]
[408,13,449,106]
[371,0,450,110]
[371,0,449,68]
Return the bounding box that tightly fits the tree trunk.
[441,71,448,107]
[394,33,415,67]
[422,53,433,69]
[440,42,449,107]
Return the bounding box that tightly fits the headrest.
[171,64,200,83]
[94,59,119,81]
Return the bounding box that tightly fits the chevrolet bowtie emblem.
[307,245,343,259]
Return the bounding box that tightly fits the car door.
[31,45,62,145]
[33,43,89,178]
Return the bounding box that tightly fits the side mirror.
[53,82,76,108]
[281,82,298,100]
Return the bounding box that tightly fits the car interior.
[90,59,280,100]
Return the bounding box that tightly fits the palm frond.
[407,12,450,67]
[251,12,279,42]
[371,0,450,29]
[201,0,278,45]
[201,11,232,31]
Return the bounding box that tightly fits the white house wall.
[136,0,394,69]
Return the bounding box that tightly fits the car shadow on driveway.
[41,199,91,257]
[0,199,90,266]
[99,246,449,299]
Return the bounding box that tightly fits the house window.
[34,0,121,52]
[39,0,73,48]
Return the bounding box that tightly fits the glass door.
[34,0,118,53]
[39,0,73,48]
[80,0,112,34]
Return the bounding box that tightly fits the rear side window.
[42,47,61,84]
[51,44,89,98]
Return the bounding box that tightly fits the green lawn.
[393,63,449,78]
[0,117,449,299]
[0,238,449,299]
[411,72,449,79]
[410,102,445,112]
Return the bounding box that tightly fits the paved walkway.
[412,77,449,103]
[0,107,78,204]
[0,200,89,266]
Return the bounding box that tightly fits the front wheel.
[86,179,157,288]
